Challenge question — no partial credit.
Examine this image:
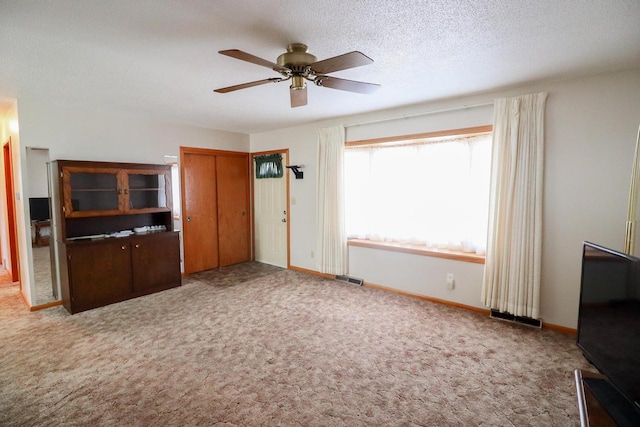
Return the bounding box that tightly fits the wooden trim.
[346,125,493,147]
[285,153,290,269]
[543,323,577,335]
[251,149,289,156]
[30,300,63,311]
[364,281,490,315]
[288,265,335,279]
[179,147,187,254]
[180,146,249,157]
[249,153,255,262]
[289,267,578,335]
[348,239,485,264]
[365,281,576,334]
[20,287,30,310]
[54,160,172,171]
[4,139,20,283]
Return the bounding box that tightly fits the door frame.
[251,149,290,268]
[3,138,20,283]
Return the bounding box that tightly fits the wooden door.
[253,152,288,267]
[3,140,19,283]
[67,241,133,312]
[182,151,219,274]
[216,154,250,267]
[131,232,181,293]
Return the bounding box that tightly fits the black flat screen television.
[577,242,640,425]
[29,197,50,222]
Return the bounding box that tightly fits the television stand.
[575,369,640,427]
[32,220,50,247]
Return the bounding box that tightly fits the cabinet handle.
[121,245,126,250]
[135,244,140,248]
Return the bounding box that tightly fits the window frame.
[345,125,492,263]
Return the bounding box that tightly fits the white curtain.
[316,125,347,275]
[482,92,548,319]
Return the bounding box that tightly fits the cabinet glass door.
[69,171,120,212]
[126,173,168,210]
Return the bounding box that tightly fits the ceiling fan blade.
[214,77,283,93]
[290,86,307,108]
[219,49,289,73]
[310,51,373,75]
[315,76,380,94]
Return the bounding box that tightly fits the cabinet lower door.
[131,233,181,293]
[68,242,133,311]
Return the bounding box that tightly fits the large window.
[345,128,492,254]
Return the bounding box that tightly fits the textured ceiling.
[1,0,639,134]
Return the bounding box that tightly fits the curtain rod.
[344,101,494,129]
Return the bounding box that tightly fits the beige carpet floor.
[0,262,592,426]
[32,246,55,305]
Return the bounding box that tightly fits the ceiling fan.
[214,43,380,108]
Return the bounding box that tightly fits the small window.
[345,127,492,254]
[254,154,284,179]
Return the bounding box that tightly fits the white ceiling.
[1,0,639,134]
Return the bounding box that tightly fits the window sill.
[347,239,485,264]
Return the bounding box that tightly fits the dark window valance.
[255,154,284,179]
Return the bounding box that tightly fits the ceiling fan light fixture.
[291,75,306,90]
[277,43,317,70]
[214,43,379,108]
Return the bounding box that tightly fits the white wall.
[0,107,12,274]
[17,100,249,163]
[25,148,49,198]
[0,102,30,303]
[14,99,250,306]
[251,69,640,329]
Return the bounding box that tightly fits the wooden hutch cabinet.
[53,160,181,314]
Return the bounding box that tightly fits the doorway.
[25,147,58,305]
[252,150,289,268]
[3,139,19,283]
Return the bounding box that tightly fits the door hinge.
[60,171,63,178]
[62,206,66,212]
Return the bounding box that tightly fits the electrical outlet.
[446,273,455,290]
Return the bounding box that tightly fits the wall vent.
[490,309,542,328]
[335,275,363,286]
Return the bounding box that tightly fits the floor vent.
[490,309,542,328]
[335,275,364,286]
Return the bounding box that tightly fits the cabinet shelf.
[61,163,171,217]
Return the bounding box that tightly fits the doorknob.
[282,218,287,223]
[187,216,191,222]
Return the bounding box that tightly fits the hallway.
[0,266,14,286]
